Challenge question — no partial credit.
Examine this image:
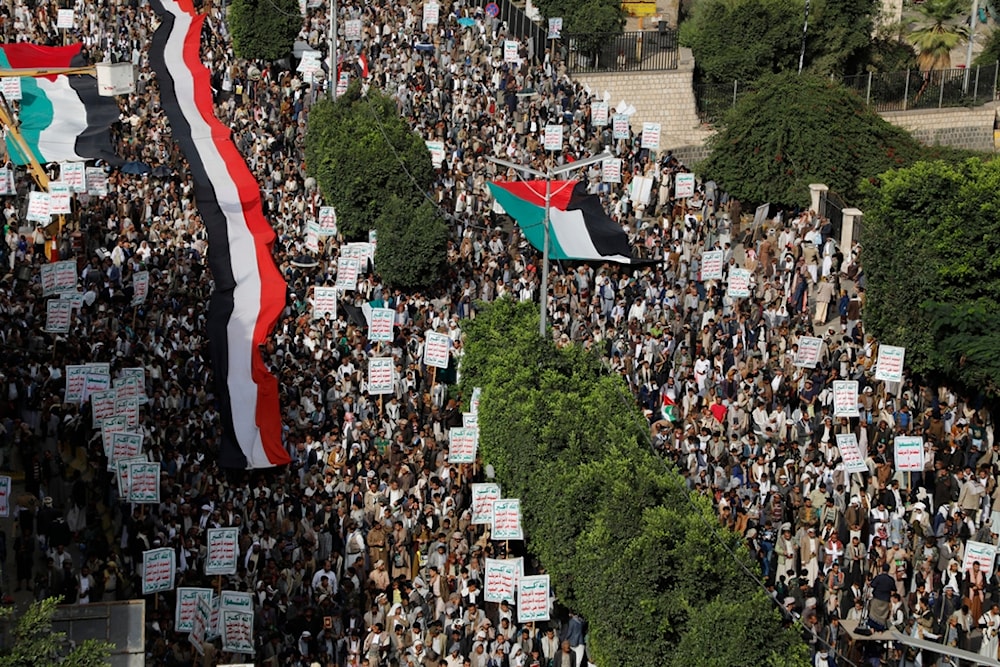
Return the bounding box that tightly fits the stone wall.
[573,47,713,158]
[878,106,997,153]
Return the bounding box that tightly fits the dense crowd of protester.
[0,0,994,666]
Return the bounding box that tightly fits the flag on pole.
[487,179,649,264]
[0,43,120,165]
[150,0,289,468]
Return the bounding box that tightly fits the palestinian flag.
[150,0,289,469]
[488,179,647,264]
[0,43,119,165]
[661,394,678,422]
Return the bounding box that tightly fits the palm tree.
[907,0,970,70]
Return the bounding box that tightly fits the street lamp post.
[329,0,338,100]
[487,151,612,338]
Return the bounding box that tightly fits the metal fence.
[694,62,1000,121]
[565,29,679,73]
[468,0,547,62]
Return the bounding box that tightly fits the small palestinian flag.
[0,43,120,165]
[488,179,649,264]
[661,394,678,422]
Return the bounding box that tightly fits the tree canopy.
[532,0,625,37]
[0,597,112,667]
[305,81,446,288]
[459,299,809,667]
[680,0,877,84]
[702,71,923,206]
[861,158,1000,397]
[228,0,302,62]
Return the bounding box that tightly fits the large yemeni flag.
[488,179,646,264]
[0,43,119,165]
[150,0,289,468]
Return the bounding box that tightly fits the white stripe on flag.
[163,3,270,467]
[549,208,634,264]
[34,77,88,163]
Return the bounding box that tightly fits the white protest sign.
[701,250,724,281]
[85,167,108,196]
[312,286,337,318]
[544,124,563,151]
[41,259,77,296]
[115,395,140,428]
[61,162,86,192]
[367,357,395,395]
[176,588,214,633]
[448,426,478,463]
[422,1,439,25]
[26,191,51,224]
[893,436,924,472]
[221,611,255,654]
[602,158,621,183]
[833,381,860,418]
[425,140,445,169]
[345,18,362,40]
[189,594,210,653]
[423,330,451,369]
[504,40,519,63]
[674,173,696,199]
[612,114,629,139]
[0,167,8,196]
[491,498,524,540]
[221,590,255,612]
[206,528,240,576]
[547,17,562,39]
[131,270,150,305]
[727,267,751,298]
[470,386,482,415]
[121,367,148,405]
[142,547,176,595]
[128,462,160,503]
[368,307,395,341]
[0,476,10,517]
[875,345,906,383]
[335,257,360,291]
[963,540,997,573]
[484,558,519,603]
[57,8,75,28]
[592,101,609,126]
[90,389,117,430]
[317,206,337,236]
[59,290,85,310]
[1,77,20,101]
[835,433,867,473]
[641,122,661,150]
[111,431,143,464]
[116,456,146,497]
[45,299,72,334]
[463,412,478,428]
[100,415,127,456]
[517,575,550,622]
[471,482,501,525]
[48,182,72,215]
[304,220,320,253]
[793,336,823,369]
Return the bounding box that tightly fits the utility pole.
[328,0,338,100]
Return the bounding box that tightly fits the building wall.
[878,107,998,153]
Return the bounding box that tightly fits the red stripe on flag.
[490,179,577,210]
[176,0,288,466]
[1,43,79,80]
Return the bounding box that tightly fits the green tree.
[906,0,969,70]
[702,71,923,205]
[679,0,804,84]
[374,196,448,289]
[806,0,880,75]
[0,597,113,667]
[228,0,302,61]
[305,81,435,240]
[459,299,810,667]
[861,158,1000,406]
[534,0,625,36]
